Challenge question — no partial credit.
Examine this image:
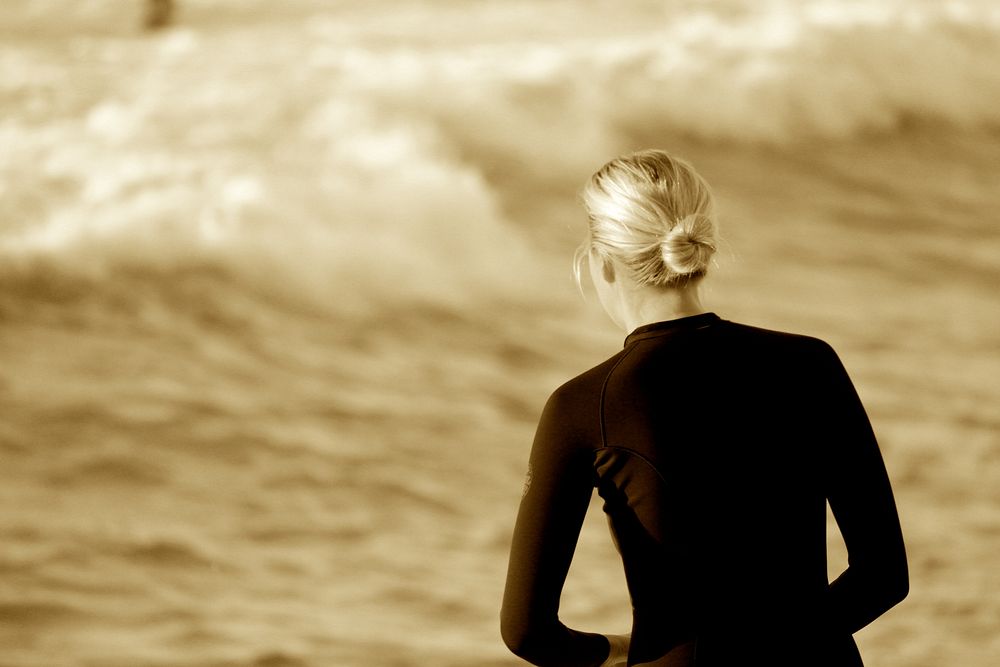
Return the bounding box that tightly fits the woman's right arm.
[818,342,909,635]
[501,387,612,666]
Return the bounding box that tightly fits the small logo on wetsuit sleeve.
[521,462,533,499]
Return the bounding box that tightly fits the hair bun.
[660,214,717,275]
[582,150,719,287]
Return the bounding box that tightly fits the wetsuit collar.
[623,312,722,348]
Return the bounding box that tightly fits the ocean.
[1,1,998,665]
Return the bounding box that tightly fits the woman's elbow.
[872,553,909,611]
[886,566,909,607]
[501,615,558,663]
[501,615,534,660]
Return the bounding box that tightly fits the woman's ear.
[602,256,616,284]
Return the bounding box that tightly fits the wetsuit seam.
[595,445,671,488]
[598,345,639,450]
[624,319,726,348]
[622,313,724,346]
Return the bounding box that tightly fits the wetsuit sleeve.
[818,343,909,635]
[501,387,611,667]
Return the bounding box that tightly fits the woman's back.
[502,312,908,666]
[599,312,903,665]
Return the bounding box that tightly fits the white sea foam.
[2,0,999,312]
[321,1,1000,143]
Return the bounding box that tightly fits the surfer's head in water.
[574,149,720,333]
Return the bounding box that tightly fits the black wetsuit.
[501,313,908,667]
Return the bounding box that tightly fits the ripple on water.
[45,454,170,487]
[119,538,218,569]
[0,600,85,626]
[251,652,310,667]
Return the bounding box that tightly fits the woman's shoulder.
[545,348,630,407]
[715,318,839,356]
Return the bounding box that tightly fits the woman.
[500,150,908,667]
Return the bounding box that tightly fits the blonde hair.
[575,149,718,290]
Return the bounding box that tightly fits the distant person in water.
[144,0,174,30]
[500,149,908,666]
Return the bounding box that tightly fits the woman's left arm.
[500,386,612,667]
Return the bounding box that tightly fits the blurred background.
[1,1,998,665]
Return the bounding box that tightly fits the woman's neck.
[616,281,708,334]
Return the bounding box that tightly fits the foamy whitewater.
[1,1,999,665]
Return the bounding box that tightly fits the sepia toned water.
[1,1,999,665]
